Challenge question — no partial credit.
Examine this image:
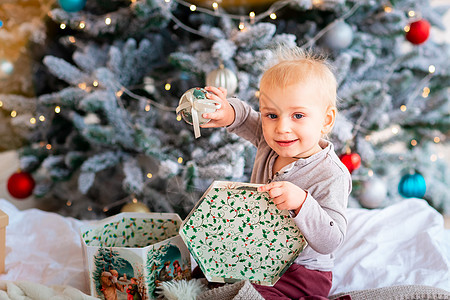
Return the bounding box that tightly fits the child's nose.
[275,118,292,133]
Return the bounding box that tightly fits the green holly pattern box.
[81,212,191,300]
[180,181,308,286]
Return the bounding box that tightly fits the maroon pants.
[253,264,333,300]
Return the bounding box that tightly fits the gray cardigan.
[227,97,352,271]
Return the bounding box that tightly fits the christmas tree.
[1,0,448,219]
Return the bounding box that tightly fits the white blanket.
[0,280,96,300]
[0,198,448,297]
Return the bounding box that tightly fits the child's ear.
[321,106,336,135]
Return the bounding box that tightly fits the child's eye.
[293,113,304,119]
[267,113,277,119]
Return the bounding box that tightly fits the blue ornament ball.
[398,172,426,198]
[58,0,86,12]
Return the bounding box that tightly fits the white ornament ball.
[143,76,155,94]
[177,87,216,126]
[206,65,238,95]
[359,177,387,209]
[0,59,14,78]
[322,21,353,50]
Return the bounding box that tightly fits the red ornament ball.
[405,19,430,45]
[7,171,35,199]
[340,152,361,174]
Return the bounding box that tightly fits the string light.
[145,104,151,111]
[270,13,277,19]
[434,137,440,143]
[116,89,124,97]
[239,21,245,30]
[0,100,2,107]
[368,170,374,177]
[46,144,52,150]
[79,21,86,29]
[66,200,72,206]
[87,206,93,211]
[408,10,415,17]
[428,65,436,73]
[68,36,76,43]
[400,105,407,111]
[249,11,255,24]
[93,80,99,87]
[176,115,182,121]
[30,117,36,124]
[55,106,61,113]
[60,23,66,29]
[105,17,111,25]
[422,86,430,98]
[39,115,46,122]
[384,6,393,13]
[411,139,417,146]
[147,173,153,179]
[190,4,196,11]
[404,25,410,33]
[78,82,87,90]
[165,83,171,90]
[177,157,183,164]
[10,110,17,118]
[430,154,437,162]
[212,2,218,11]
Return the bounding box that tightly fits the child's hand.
[258,181,307,215]
[201,86,235,128]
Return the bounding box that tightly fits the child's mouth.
[276,139,297,147]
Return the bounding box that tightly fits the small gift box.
[180,181,307,286]
[81,212,191,300]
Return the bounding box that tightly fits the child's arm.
[259,176,349,255]
[203,86,263,146]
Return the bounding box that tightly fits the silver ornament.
[206,65,238,95]
[359,177,387,209]
[322,21,353,50]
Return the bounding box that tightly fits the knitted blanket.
[196,280,450,300]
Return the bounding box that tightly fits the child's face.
[259,80,335,159]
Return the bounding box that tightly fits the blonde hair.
[260,46,337,108]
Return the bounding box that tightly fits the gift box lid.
[81,212,182,248]
[180,181,307,286]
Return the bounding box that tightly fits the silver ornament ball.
[206,65,238,95]
[322,21,353,50]
[359,177,387,209]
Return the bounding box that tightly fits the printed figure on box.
[188,45,352,299]
[92,247,144,300]
[147,243,191,297]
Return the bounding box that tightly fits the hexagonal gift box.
[81,212,191,300]
[180,181,307,286]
